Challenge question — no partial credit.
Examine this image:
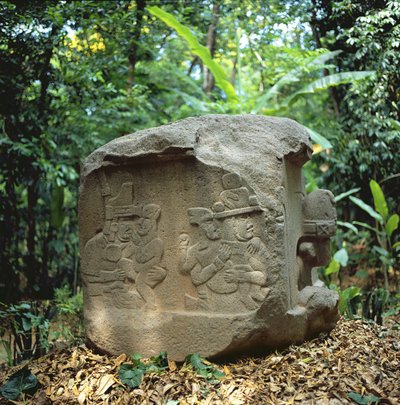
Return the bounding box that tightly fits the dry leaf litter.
[0,317,398,404]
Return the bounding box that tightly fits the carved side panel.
[81,181,167,311]
[81,160,286,316]
[180,173,272,313]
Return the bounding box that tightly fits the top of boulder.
[81,114,312,179]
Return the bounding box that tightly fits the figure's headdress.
[212,173,262,219]
[104,182,141,234]
[187,207,213,225]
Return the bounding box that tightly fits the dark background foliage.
[0,0,399,304]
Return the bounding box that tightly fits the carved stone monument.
[79,115,339,360]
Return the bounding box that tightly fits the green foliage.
[324,180,399,322]
[370,180,388,221]
[315,0,400,195]
[349,180,399,290]
[118,352,168,389]
[50,185,65,229]
[148,9,375,151]
[0,1,398,332]
[185,353,225,381]
[148,6,238,102]
[252,50,341,114]
[350,196,383,224]
[362,288,390,325]
[119,363,146,389]
[52,286,84,344]
[321,246,349,282]
[0,366,38,401]
[338,286,362,320]
[347,391,380,404]
[286,71,375,107]
[0,301,55,365]
[335,187,361,203]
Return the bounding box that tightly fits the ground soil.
[0,316,399,404]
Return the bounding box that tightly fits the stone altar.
[79,115,339,361]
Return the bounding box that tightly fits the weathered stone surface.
[79,114,339,361]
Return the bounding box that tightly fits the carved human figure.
[82,183,141,307]
[82,182,167,310]
[223,214,270,310]
[181,208,232,310]
[108,204,167,310]
[82,216,136,296]
[133,204,167,310]
[182,173,270,312]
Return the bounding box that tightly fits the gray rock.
[79,114,339,360]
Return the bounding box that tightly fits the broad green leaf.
[355,270,369,279]
[21,316,32,332]
[309,50,342,65]
[335,188,361,202]
[386,214,399,237]
[352,221,380,234]
[334,248,349,266]
[130,353,145,369]
[349,196,383,223]
[148,6,238,102]
[304,126,333,149]
[324,259,340,276]
[287,71,375,106]
[372,246,388,257]
[337,221,358,234]
[185,353,224,381]
[253,71,300,113]
[343,286,361,300]
[388,118,400,130]
[348,391,380,404]
[187,353,207,370]
[252,50,341,113]
[149,351,168,370]
[369,180,388,220]
[118,364,145,388]
[339,286,361,316]
[0,367,38,400]
[393,241,400,249]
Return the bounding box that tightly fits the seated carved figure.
[134,204,167,310]
[182,173,270,312]
[83,182,166,310]
[109,204,167,310]
[82,215,138,298]
[222,214,270,310]
[181,208,230,310]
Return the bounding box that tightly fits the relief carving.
[297,189,336,291]
[81,182,166,310]
[80,115,340,361]
[181,173,270,312]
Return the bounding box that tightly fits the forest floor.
[0,316,399,404]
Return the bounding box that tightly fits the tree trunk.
[0,179,20,302]
[310,0,340,116]
[127,0,146,91]
[25,174,39,296]
[203,1,220,94]
[38,25,59,117]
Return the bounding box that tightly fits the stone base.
[85,285,339,361]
